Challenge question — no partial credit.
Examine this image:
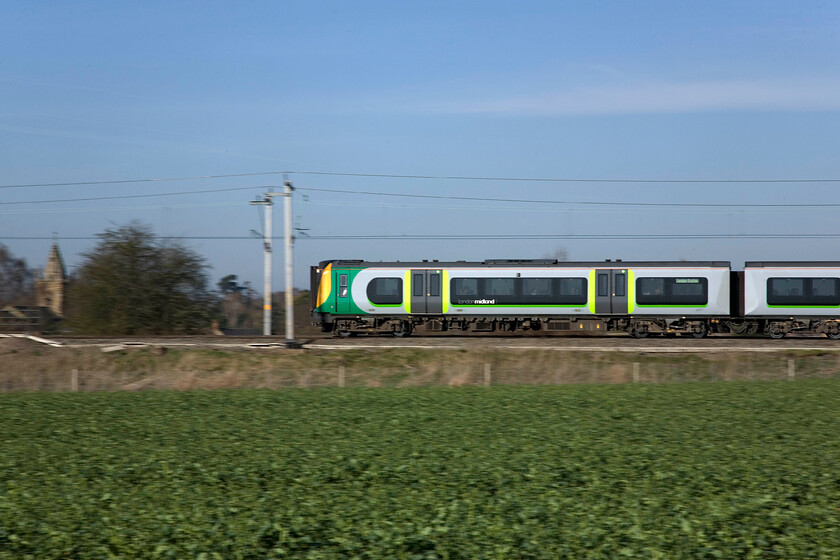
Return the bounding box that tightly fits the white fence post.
[633,362,640,384]
[484,363,491,387]
[338,365,345,388]
[787,359,795,381]
[70,369,79,392]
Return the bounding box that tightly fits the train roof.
[319,259,731,268]
[745,261,840,268]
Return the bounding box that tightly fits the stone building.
[35,243,66,318]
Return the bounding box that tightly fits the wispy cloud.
[0,123,294,165]
[0,71,149,100]
[425,77,840,116]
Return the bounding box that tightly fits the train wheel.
[691,323,708,339]
[337,330,352,338]
[393,322,412,337]
[630,328,649,339]
[828,331,840,340]
[765,322,786,339]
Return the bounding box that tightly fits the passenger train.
[310,259,840,339]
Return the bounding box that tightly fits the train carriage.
[311,259,732,337]
[743,261,840,339]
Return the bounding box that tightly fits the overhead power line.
[0,185,277,206]
[5,183,840,210]
[0,236,258,240]
[303,234,840,240]
[1,201,244,215]
[286,171,840,184]
[3,169,840,189]
[297,187,840,208]
[6,233,840,241]
[0,172,288,190]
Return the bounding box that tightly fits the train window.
[413,274,424,297]
[558,278,584,296]
[636,277,708,306]
[673,278,704,297]
[769,278,803,298]
[597,274,609,297]
[767,277,840,306]
[614,274,626,297]
[452,278,478,297]
[367,278,403,305]
[813,278,838,297]
[429,274,440,297]
[520,278,587,305]
[486,278,515,296]
[450,276,587,305]
[557,278,587,304]
[638,278,664,297]
[339,274,348,298]
[523,278,552,296]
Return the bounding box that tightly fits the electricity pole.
[283,180,295,346]
[250,194,274,336]
[249,182,297,347]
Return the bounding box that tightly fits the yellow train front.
[311,259,732,337]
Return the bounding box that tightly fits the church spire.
[43,242,66,283]
[36,242,67,317]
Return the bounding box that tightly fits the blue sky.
[2,1,840,290]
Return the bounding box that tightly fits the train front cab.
[311,260,358,332]
[312,261,432,336]
[310,262,331,331]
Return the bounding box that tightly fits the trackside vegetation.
[67,223,215,335]
[1,382,839,558]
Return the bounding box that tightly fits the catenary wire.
[3,169,840,189]
[0,201,245,215]
[4,183,840,210]
[0,172,288,189]
[296,187,840,208]
[284,171,840,184]
[5,234,840,241]
[0,185,278,206]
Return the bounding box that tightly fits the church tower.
[35,243,67,317]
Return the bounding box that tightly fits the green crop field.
[2,382,839,559]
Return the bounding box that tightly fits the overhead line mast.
[249,180,297,347]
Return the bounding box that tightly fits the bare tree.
[67,223,216,335]
[544,247,569,262]
[0,243,34,306]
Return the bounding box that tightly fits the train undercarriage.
[320,314,840,339]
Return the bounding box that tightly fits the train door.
[336,271,351,314]
[612,270,628,314]
[410,270,443,314]
[594,269,628,314]
[427,271,442,314]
